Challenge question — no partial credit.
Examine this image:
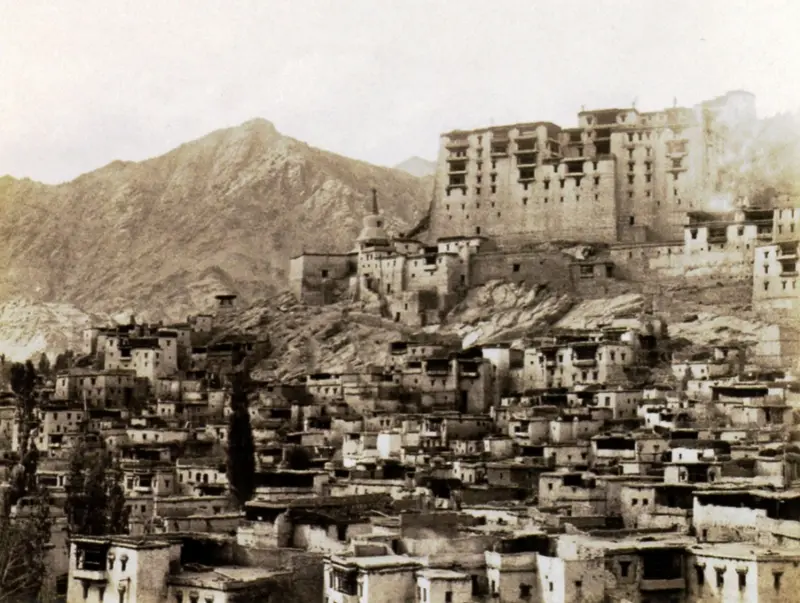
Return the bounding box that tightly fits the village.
[1,275,799,603]
[1,91,800,603]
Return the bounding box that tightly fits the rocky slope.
[203,274,775,381]
[0,119,431,322]
[0,299,111,362]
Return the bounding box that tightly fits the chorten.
[356,188,391,250]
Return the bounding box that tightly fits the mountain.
[0,119,432,322]
[393,156,437,178]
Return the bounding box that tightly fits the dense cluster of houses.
[2,292,800,603]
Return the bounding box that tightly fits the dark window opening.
[629,216,635,226]
[695,565,705,587]
[512,263,521,273]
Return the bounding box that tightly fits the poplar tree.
[0,486,52,603]
[37,354,51,378]
[226,366,256,508]
[64,436,129,537]
[9,362,40,504]
[0,360,51,603]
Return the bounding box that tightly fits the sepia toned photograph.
[1,1,799,601]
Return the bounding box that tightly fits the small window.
[774,571,783,591]
[737,569,747,590]
[620,561,631,578]
[445,592,453,603]
[519,584,532,599]
[715,568,725,588]
[512,263,521,273]
[695,565,705,587]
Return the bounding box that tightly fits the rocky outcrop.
[0,298,109,361]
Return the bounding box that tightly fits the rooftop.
[416,568,470,581]
[169,566,287,591]
[690,541,800,561]
[330,554,424,571]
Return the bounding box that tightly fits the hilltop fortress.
[291,91,800,341]
[429,90,757,244]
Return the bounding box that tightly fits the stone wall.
[470,250,574,290]
[289,254,354,305]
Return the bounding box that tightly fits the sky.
[2,0,800,184]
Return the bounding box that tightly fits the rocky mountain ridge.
[0,119,432,324]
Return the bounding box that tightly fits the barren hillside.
[0,119,431,323]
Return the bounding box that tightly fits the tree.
[226,369,256,509]
[52,350,75,374]
[0,486,52,603]
[9,361,36,401]
[64,436,129,538]
[36,354,50,378]
[9,362,40,505]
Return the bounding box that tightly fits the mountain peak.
[238,117,279,134]
[394,156,436,178]
[0,121,432,321]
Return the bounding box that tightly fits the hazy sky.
[3,0,800,184]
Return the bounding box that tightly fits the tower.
[214,293,238,324]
